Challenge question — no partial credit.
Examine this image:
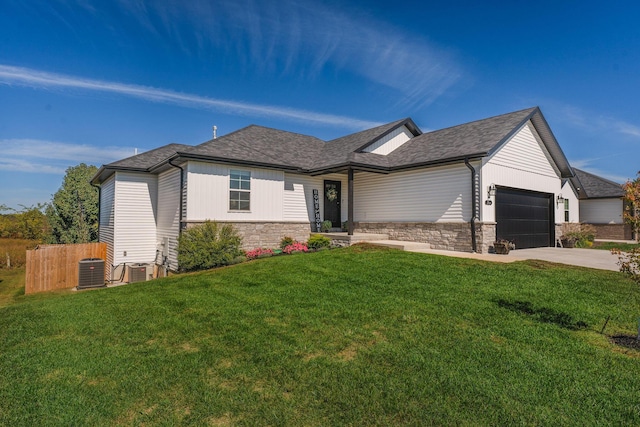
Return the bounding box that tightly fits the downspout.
[90,181,101,241]
[168,158,186,236]
[347,168,354,235]
[464,158,478,253]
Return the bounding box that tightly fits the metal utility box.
[78,258,105,289]
[127,264,149,283]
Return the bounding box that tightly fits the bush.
[321,220,332,232]
[279,236,294,250]
[307,234,331,250]
[177,221,243,272]
[612,248,640,285]
[560,223,595,248]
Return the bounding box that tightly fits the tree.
[622,171,640,242]
[46,163,99,244]
[0,204,49,240]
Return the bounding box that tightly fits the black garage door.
[495,188,554,249]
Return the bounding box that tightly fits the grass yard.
[591,241,640,252]
[1,245,639,425]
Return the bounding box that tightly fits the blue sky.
[1,0,638,209]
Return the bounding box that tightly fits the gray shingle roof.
[573,168,624,199]
[106,143,192,170]
[182,125,325,170]
[384,107,538,168]
[93,106,574,183]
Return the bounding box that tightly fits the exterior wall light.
[556,194,565,207]
[485,184,497,205]
[487,184,496,199]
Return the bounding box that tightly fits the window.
[229,169,250,211]
[564,199,570,222]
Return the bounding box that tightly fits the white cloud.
[569,158,630,183]
[112,0,463,106]
[556,104,640,140]
[0,138,136,174]
[0,65,382,130]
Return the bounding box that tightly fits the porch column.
[348,168,354,235]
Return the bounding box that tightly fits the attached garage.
[495,187,554,249]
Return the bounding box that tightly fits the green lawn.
[1,245,639,426]
[591,241,640,252]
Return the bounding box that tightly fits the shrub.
[279,236,294,250]
[307,234,331,250]
[283,242,308,254]
[612,248,640,285]
[245,248,274,260]
[560,223,595,248]
[321,220,332,232]
[177,221,243,272]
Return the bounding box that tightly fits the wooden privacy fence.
[25,243,107,294]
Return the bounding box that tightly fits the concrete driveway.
[389,244,622,271]
[502,247,621,271]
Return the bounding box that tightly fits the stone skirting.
[185,221,311,250]
[354,221,497,254]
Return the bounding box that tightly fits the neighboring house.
[91,106,577,279]
[570,168,632,240]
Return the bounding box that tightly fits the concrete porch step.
[366,239,431,251]
[317,232,389,244]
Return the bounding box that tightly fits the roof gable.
[572,168,624,199]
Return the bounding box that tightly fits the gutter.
[464,158,478,253]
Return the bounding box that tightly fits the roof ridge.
[423,107,538,135]
[574,168,623,186]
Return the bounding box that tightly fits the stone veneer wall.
[355,221,496,254]
[186,221,311,250]
[590,223,633,241]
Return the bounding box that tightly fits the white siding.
[489,123,558,178]
[186,161,284,221]
[561,181,580,223]
[362,126,413,155]
[580,199,623,224]
[99,176,115,279]
[354,165,471,222]
[113,172,158,265]
[481,123,563,223]
[157,169,181,270]
[284,173,320,221]
[283,173,348,224]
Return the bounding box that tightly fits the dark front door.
[324,180,341,228]
[495,187,554,249]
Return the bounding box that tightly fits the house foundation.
[354,221,497,254]
[186,221,311,250]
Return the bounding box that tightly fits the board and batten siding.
[354,165,471,222]
[99,175,115,279]
[362,125,413,155]
[113,172,158,265]
[580,199,623,224]
[185,161,284,221]
[284,173,349,224]
[156,169,181,270]
[481,122,563,223]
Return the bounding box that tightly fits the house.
[569,168,632,240]
[91,106,577,279]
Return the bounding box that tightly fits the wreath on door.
[326,187,338,202]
